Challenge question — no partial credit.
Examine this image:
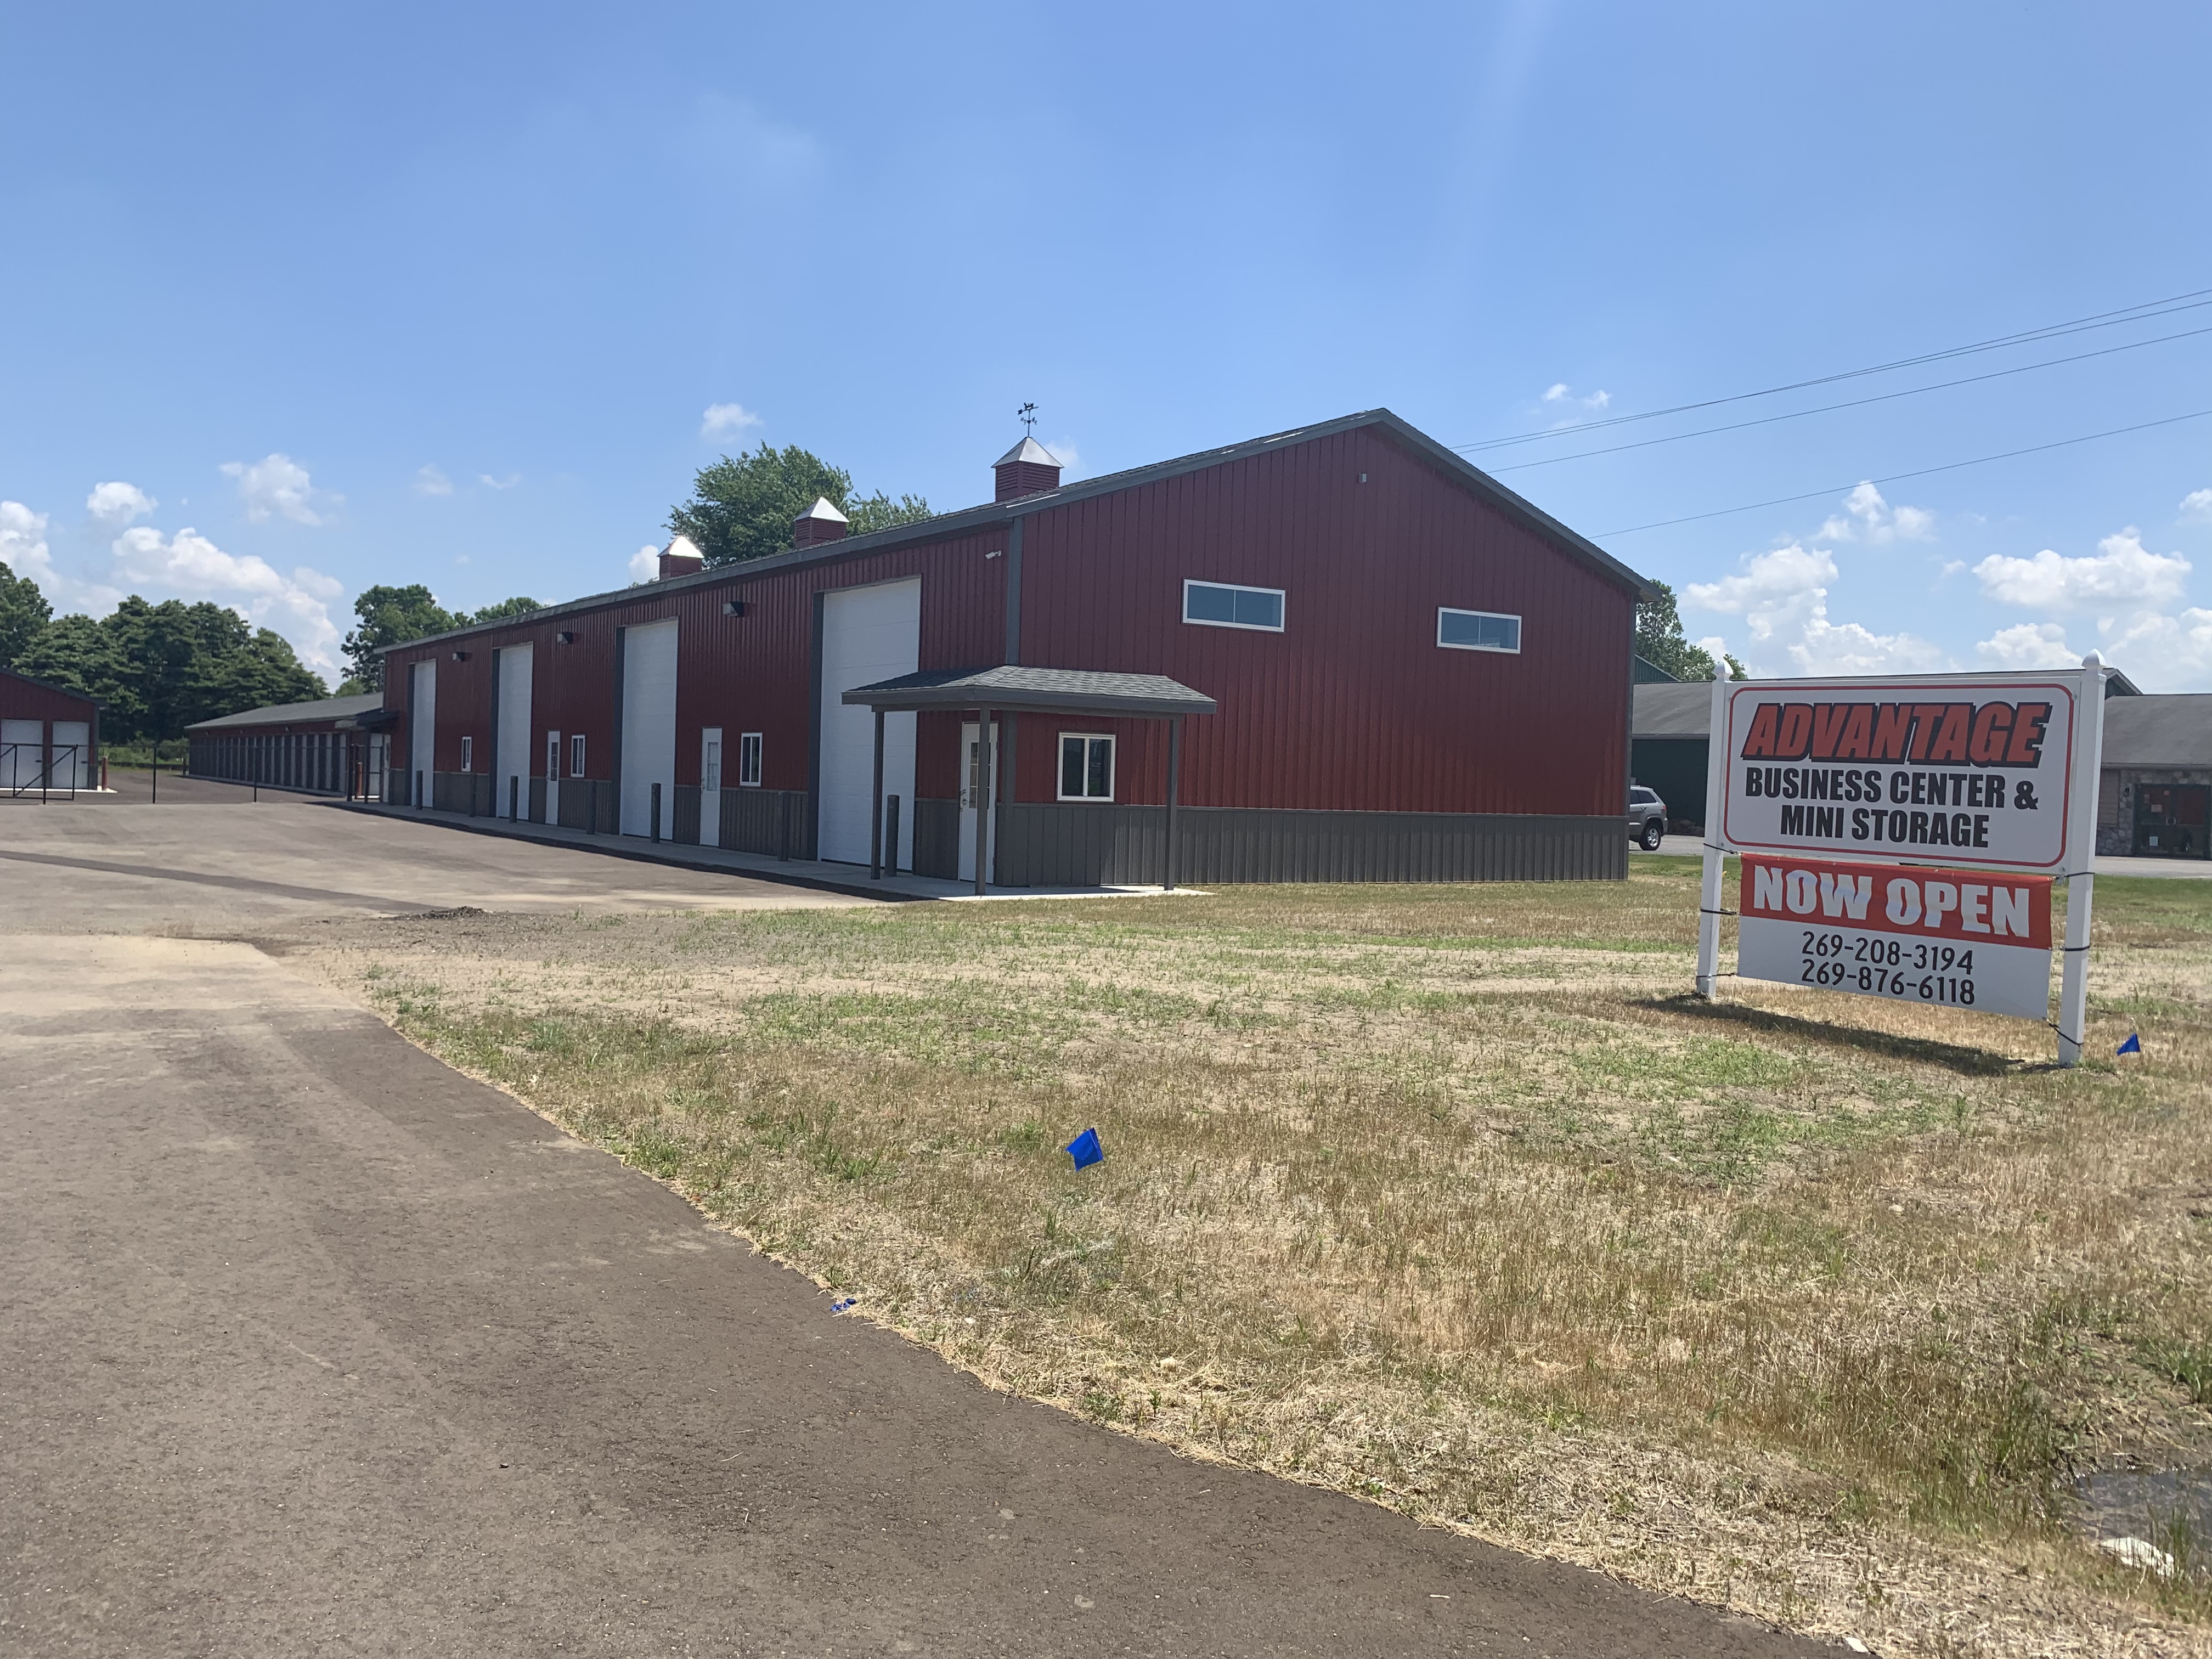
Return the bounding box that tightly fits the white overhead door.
[620,619,678,837]
[817,578,919,866]
[1,719,39,791]
[410,659,436,805]
[495,643,533,821]
[51,721,91,789]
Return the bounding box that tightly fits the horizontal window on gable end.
[1184,579,1284,632]
[1438,607,1521,653]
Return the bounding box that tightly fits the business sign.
[1736,853,2054,1020]
[1718,678,2078,869]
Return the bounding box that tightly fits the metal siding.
[1015,426,1632,816]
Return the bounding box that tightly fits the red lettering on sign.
[2006,703,2050,766]
[1968,702,2013,764]
[1926,704,1973,764]
[1740,703,1780,758]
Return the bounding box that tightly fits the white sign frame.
[1695,662,2111,1065]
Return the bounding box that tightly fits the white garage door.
[818,578,919,866]
[1,719,40,791]
[620,619,678,837]
[495,643,533,821]
[410,659,436,805]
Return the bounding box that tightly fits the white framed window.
[545,731,560,778]
[459,735,473,772]
[1437,607,1522,653]
[738,732,763,787]
[1183,579,1284,632]
[1058,733,1115,801]
[569,733,587,777]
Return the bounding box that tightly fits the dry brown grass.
[297,859,2212,1656]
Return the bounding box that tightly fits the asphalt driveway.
[0,805,1821,1657]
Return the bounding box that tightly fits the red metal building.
[1,667,100,795]
[379,410,1656,884]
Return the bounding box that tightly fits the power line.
[1453,285,2212,456]
[1490,321,2212,474]
[1594,408,2212,538]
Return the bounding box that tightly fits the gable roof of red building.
[380,408,1656,658]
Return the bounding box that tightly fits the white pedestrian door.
[957,720,1000,884]
[699,727,723,848]
[543,731,561,826]
[817,578,919,866]
[410,660,436,805]
[495,643,533,820]
[1,719,40,791]
[619,619,678,837]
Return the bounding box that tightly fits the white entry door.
[619,619,678,837]
[409,658,436,805]
[699,726,723,848]
[817,578,919,866]
[956,720,1000,884]
[543,730,561,825]
[495,643,533,820]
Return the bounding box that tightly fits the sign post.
[1694,657,2111,1064]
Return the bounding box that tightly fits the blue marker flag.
[1065,1127,1104,1170]
[2117,1032,2142,1056]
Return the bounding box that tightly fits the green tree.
[0,563,52,671]
[468,596,544,625]
[342,584,461,690]
[200,627,326,716]
[13,614,136,728]
[1635,582,1746,681]
[669,443,931,566]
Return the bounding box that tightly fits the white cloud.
[414,464,454,496]
[1814,481,1933,545]
[1976,621,2080,670]
[221,453,329,524]
[0,500,59,592]
[1685,541,1948,676]
[86,481,156,525]
[479,472,521,490]
[1972,529,2191,611]
[628,545,659,583]
[702,402,764,441]
[2181,488,2212,524]
[110,524,342,676]
[1542,383,1610,411]
[2098,607,2212,687]
[1043,437,1080,477]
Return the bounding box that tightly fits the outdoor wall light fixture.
[721,600,746,617]
[555,631,578,644]
[450,650,470,661]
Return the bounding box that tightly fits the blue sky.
[4,3,2209,689]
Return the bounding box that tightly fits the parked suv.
[1628,786,1668,850]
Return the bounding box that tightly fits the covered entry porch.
[843,664,1217,895]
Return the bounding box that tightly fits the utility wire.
[1595,408,2212,538]
[1453,286,2212,455]
[1490,321,2212,474]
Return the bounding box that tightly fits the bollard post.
[885,795,901,877]
[416,770,426,811]
[650,781,661,844]
[509,774,519,822]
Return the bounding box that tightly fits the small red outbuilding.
[1,667,100,795]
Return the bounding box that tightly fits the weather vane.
[1018,402,1037,435]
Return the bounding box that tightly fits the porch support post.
[1164,715,1183,891]
[870,705,885,881]
[973,707,993,898]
